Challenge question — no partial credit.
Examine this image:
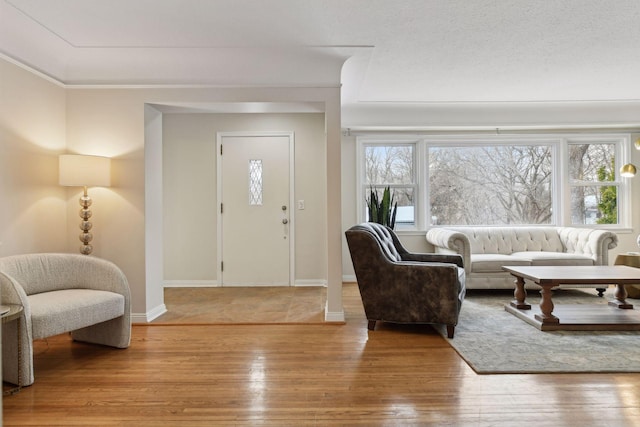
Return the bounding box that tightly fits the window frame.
[356,133,632,231]
[561,135,632,228]
[356,137,420,230]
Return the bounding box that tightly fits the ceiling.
[3,0,640,127]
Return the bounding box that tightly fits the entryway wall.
[162,113,327,287]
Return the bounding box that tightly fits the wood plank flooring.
[4,284,640,426]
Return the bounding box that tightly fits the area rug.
[439,288,640,374]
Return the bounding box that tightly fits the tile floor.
[151,284,360,324]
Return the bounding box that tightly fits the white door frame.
[216,131,295,286]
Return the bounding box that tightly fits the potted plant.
[366,186,398,229]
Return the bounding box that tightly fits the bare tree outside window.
[429,145,553,225]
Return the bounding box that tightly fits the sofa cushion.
[511,251,595,266]
[28,289,125,340]
[471,254,532,273]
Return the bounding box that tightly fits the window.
[568,142,617,225]
[362,143,416,226]
[429,144,552,225]
[249,159,263,205]
[357,134,631,229]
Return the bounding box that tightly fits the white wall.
[162,113,327,284]
[64,86,342,320]
[65,88,148,315]
[0,59,67,256]
[144,106,165,319]
[340,134,357,280]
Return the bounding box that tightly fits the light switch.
[298,200,305,210]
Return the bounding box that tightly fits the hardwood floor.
[4,284,640,426]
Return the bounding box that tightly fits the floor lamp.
[59,154,111,255]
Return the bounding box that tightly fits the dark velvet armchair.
[345,223,466,338]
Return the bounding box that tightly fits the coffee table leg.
[609,284,634,309]
[535,284,559,324]
[510,276,531,309]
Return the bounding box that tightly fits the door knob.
[282,218,289,224]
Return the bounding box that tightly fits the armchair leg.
[367,320,377,331]
[446,325,455,339]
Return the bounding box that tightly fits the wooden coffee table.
[503,265,640,331]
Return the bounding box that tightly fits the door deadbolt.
[282,205,287,211]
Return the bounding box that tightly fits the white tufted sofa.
[0,253,131,386]
[426,227,618,291]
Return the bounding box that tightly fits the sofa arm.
[402,252,464,268]
[0,272,35,386]
[78,256,131,299]
[0,272,28,306]
[77,255,131,338]
[557,228,619,265]
[390,262,464,323]
[0,271,33,328]
[426,228,471,273]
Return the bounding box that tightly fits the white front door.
[218,132,293,286]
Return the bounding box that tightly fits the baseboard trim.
[294,279,327,287]
[164,279,328,287]
[324,301,345,322]
[163,280,219,288]
[342,275,357,283]
[132,303,167,323]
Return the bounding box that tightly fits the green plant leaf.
[365,186,398,229]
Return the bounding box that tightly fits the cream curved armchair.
[0,253,131,386]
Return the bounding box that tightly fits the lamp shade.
[620,163,637,178]
[59,154,111,187]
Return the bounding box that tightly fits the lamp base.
[79,189,94,255]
